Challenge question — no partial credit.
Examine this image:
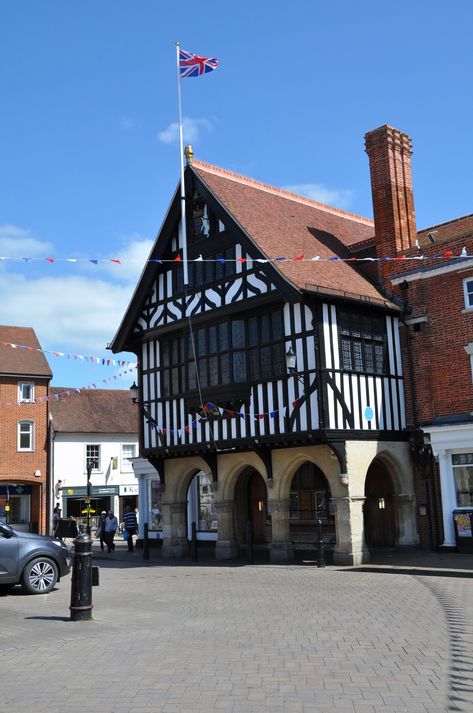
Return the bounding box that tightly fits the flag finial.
[185,145,194,164]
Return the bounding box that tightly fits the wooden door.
[364,466,396,548]
[249,473,267,544]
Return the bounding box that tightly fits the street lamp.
[129,381,139,404]
[286,347,306,386]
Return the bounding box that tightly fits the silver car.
[0,520,71,594]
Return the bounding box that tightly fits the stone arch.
[218,451,268,502]
[363,447,418,548]
[271,445,343,501]
[165,456,212,502]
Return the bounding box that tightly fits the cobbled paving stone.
[1,563,471,712]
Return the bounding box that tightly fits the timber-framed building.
[111,136,418,565]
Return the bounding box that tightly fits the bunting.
[0,248,469,266]
[0,366,136,407]
[142,393,306,440]
[0,340,136,368]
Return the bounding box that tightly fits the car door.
[0,525,19,582]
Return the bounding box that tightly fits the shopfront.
[0,483,38,532]
[62,485,119,531]
[429,423,473,549]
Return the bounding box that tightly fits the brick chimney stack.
[365,125,417,287]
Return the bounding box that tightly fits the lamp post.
[85,460,97,535]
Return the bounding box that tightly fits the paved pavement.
[1,545,473,713]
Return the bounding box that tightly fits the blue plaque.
[365,406,374,421]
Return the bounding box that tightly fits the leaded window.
[339,310,386,374]
[160,310,286,397]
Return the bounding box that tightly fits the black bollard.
[143,522,150,561]
[69,533,93,621]
[246,521,254,564]
[317,518,326,568]
[191,521,198,562]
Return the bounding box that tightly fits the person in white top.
[104,510,118,552]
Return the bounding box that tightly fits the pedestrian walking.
[124,505,137,552]
[52,504,61,536]
[104,510,118,552]
[95,510,107,551]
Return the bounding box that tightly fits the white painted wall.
[53,432,139,489]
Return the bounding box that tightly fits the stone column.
[215,500,238,560]
[332,496,369,565]
[394,493,419,546]
[161,500,188,559]
[437,449,457,548]
[269,497,294,563]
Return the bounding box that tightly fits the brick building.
[0,326,52,534]
[364,125,473,550]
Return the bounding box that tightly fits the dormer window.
[18,382,35,403]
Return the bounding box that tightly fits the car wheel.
[21,558,58,594]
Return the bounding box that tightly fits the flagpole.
[175,41,189,286]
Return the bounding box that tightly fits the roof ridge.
[418,212,473,234]
[192,160,374,227]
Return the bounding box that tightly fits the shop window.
[148,479,162,531]
[121,444,136,472]
[18,421,34,451]
[452,453,473,506]
[463,278,473,311]
[18,382,35,403]
[86,444,101,472]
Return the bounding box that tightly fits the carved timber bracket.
[147,456,166,491]
[254,446,273,483]
[326,442,347,475]
[201,452,218,484]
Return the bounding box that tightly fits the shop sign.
[119,485,139,496]
[63,486,119,497]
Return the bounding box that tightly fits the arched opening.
[234,468,270,557]
[289,462,336,559]
[364,461,396,548]
[186,471,218,553]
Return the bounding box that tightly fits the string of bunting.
[0,246,470,265]
[0,366,137,407]
[0,340,136,368]
[144,393,305,440]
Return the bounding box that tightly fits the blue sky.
[1,0,472,389]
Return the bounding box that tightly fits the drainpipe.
[400,281,438,550]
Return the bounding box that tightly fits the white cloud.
[0,270,135,353]
[158,116,213,145]
[282,183,354,210]
[99,234,154,282]
[0,233,155,357]
[0,224,54,257]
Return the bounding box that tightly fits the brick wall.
[0,376,50,533]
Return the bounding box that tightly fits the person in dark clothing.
[123,505,137,552]
[96,511,107,551]
[52,504,61,536]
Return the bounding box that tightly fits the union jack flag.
[179,48,219,78]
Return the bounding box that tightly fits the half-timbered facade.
[111,149,418,565]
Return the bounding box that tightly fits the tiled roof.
[50,388,138,434]
[192,161,392,306]
[417,214,473,246]
[0,325,52,377]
